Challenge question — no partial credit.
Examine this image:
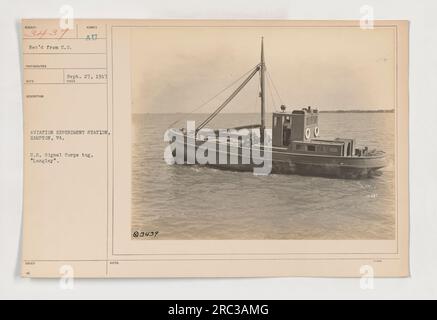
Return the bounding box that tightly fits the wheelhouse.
[272,106,356,157]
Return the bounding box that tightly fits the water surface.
[132,113,395,240]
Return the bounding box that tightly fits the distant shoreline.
[134,109,395,115]
[319,109,394,113]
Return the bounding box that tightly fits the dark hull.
[181,156,383,179]
[170,132,385,179]
[270,148,385,179]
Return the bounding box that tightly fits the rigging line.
[266,72,277,111]
[266,70,284,106]
[265,70,278,106]
[167,64,260,129]
[196,65,261,131]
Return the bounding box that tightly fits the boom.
[196,64,261,132]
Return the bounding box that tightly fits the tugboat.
[168,39,385,179]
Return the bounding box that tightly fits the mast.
[260,37,266,145]
[195,39,266,135]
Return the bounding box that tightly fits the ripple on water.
[131,113,396,240]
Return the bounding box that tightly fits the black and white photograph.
[131,26,396,240]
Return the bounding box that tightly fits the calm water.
[132,113,395,240]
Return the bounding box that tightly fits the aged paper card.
[21,19,409,278]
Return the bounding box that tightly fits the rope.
[167,64,260,129]
[196,65,260,131]
[266,70,284,106]
[266,71,277,111]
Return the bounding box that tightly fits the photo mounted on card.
[21,19,409,278]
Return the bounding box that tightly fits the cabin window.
[273,116,278,127]
[295,144,304,151]
[306,116,317,125]
[283,129,291,146]
[346,142,352,156]
[328,147,338,153]
[307,145,316,152]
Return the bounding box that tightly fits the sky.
[131,26,396,113]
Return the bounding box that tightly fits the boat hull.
[203,155,384,179]
[169,131,385,179]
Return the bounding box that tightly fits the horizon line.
[133,108,395,115]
